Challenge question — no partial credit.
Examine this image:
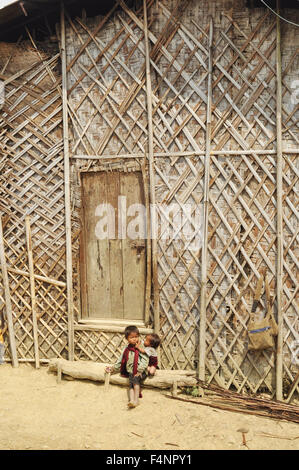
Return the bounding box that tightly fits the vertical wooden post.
[0,216,18,367]
[25,216,40,369]
[57,363,62,384]
[172,380,178,397]
[104,371,111,391]
[198,17,213,381]
[275,0,283,402]
[61,2,74,361]
[143,0,159,334]
[141,162,152,326]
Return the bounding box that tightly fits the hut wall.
[0,40,67,361]
[0,0,298,398]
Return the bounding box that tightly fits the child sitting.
[105,325,149,408]
[136,333,161,376]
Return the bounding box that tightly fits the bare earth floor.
[0,364,298,450]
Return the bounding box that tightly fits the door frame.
[77,160,152,329]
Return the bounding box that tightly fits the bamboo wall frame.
[0,0,297,401]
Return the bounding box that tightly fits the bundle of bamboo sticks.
[167,380,299,424]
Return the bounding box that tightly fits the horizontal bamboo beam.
[74,324,154,335]
[7,267,66,288]
[72,149,299,160]
[5,358,51,364]
[72,153,144,159]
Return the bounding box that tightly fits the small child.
[136,333,161,376]
[105,325,149,408]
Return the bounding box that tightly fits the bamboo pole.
[25,216,40,369]
[57,363,62,384]
[0,216,18,367]
[70,148,299,161]
[275,0,283,402]
[61,2,74,361]
[143,0,159,334]
[7,267,66,288]
[104,371,111,391]
[72,149,299,160]
[74,324,154,334]
[198,17,213,382]
[141,162,152,326]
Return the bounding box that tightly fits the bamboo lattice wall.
[0,0,298,400]
[0,40,68,363]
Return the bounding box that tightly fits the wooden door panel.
[81,171,146,321]
[120,172,146,320]
[83,172,111,318]
[107,172,124,318]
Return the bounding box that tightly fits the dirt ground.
[0,363,298,451]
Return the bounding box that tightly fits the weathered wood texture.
[80,170,146,320]
[0,0,298,400]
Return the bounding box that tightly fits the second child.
[136,333,161,376]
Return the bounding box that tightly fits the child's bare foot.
[128,401,140,408]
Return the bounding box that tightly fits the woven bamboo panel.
[65,2,149,157]
[201,9,277,393]
[280,18,299,400]
[147,0,209,155]
[155,156,204,370]
[0,40,68,361]
[205,154,277,393]
[282,154,299,398]
[74,329,127,362]
[202,6,298,394]
[212,8,277,152]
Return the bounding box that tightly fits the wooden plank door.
[80,171,146,321]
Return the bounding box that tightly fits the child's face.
[127,331,139,345]
[144,335,152,347]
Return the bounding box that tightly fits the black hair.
[148,333,161,349]
[124,325,140,338]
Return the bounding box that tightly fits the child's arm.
[136,351,149,374]
[105,347,125,373]
[135,341,145,354]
